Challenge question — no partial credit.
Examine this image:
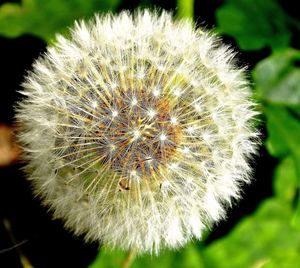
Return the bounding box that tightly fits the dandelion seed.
[152,87,160,97]
[173,88,182,97]
[159,133,167,141]
[186,126,195,134]
[131,98,138,106]
[147,109,156,118]
[170,116,177,125]
[109,144,116,151]
[182,146,190,154]
[132,129,141,140]
[194,103,203,112]
[91,101,98,108]
[169,162,179,170]
[111,110,118,118]
[16,10,259,255]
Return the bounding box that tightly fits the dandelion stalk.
[177,0,194,19]
[121,249,136,268]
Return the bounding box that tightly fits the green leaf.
[203,198,300,268]
[253,49,300,106]
[264,105,300,160]
[89,249,126,268]
[0,0,121,42]
[90,243,206,268]
[274,157,298,205]
[216,0,291,51]
[263,105,300,226]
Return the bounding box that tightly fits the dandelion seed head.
[16,10,259,254]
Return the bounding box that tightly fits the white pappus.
[15,10,259,254]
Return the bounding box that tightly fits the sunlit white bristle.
[170,116,177,125]
[159,133,167,141]
[111,110,118,117]
[131,98,138,106]
[91,101,98,108]
[16,10,259,255]
[153,88,160,97]
[148,109,156,118]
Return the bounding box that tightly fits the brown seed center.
[95,89,182,179]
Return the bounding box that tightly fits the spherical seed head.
[16,10,259,254]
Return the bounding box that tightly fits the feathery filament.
[16,10,259,254]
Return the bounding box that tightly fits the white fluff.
[16,10,259,254]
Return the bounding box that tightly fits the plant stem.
[2,219,33,268]
[177,0,194,20]
[121,249,136,268]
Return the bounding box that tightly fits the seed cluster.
[90,90,182,180]
[16,10,259,254]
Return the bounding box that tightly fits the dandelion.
[16,10,259,254]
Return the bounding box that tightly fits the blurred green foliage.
[92,199,300,268]
[216,0,292,51]
[90,244,206,268]
[274,157,297,206]
[1,0,300,267]
[0,0,121,41]
[204,199,300,268]
[254,49,300,106]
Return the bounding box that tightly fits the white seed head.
[15,10,259,254]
